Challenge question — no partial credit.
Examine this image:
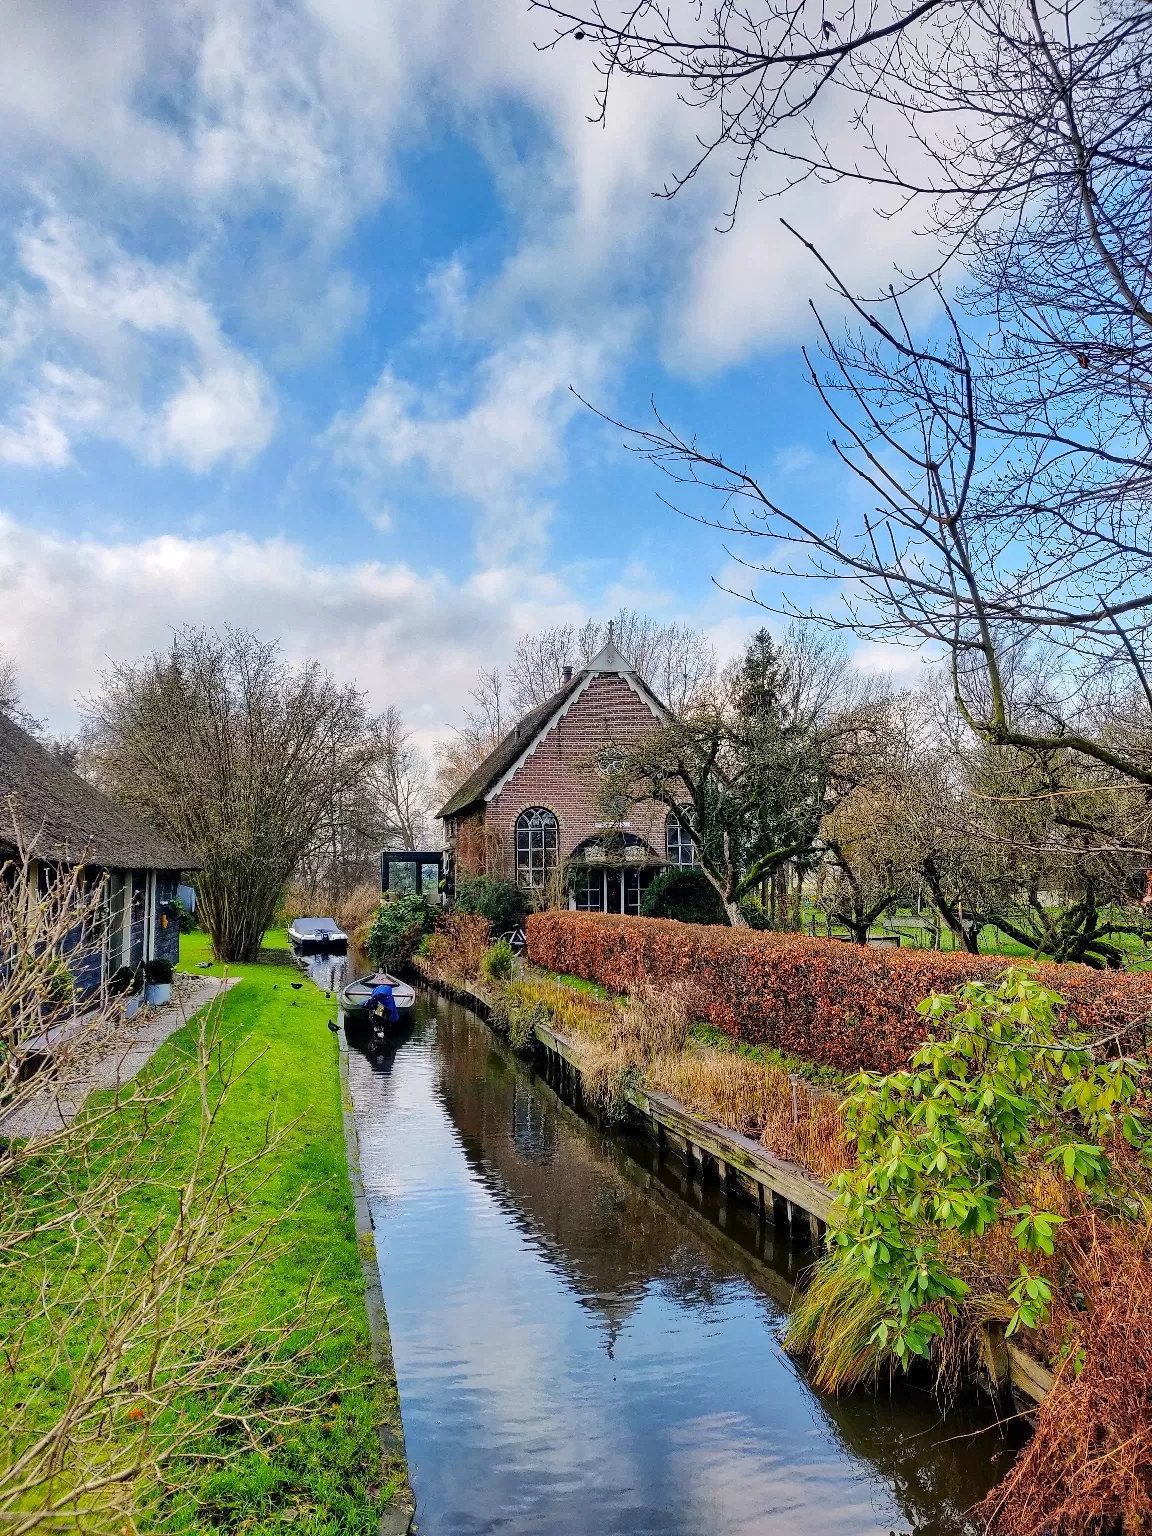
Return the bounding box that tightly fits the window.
[515,807,558,889]
[665,812,696,866]
[623,866,657,915]
[572,865,603,911]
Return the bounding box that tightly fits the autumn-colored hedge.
[525,912,1152,1075]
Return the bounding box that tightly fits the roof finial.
[607,618,615,644]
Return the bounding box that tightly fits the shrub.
[144,958,174,985]
[421,912,492,981]
[481,938,515,984]
[525,911,1152,1075]
[364,894,437,968]
[453,876,525,934]
[640,866,728,926]
[108,964,143,996]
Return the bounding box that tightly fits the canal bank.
[345,982,1027,1535]
[414,968,1053,1410]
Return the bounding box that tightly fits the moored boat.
[339,970,416,1020]
[288,916,349,952]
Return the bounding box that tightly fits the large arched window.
[515,807,559,888]
[665,811,696,866]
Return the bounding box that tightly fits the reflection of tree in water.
[427,995,1021,1536]
[815,1387,1026,1536]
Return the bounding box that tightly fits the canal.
[344,986,1021,1535]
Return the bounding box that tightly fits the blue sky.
[0,0,926,741]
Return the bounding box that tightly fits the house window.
[623,866,657,915]
[572,865,604,911]
[666,812,696,866]
[515,807,558,889]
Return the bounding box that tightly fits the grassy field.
[4,928,403,1534]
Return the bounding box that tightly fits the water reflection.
[346,991,1021,1536]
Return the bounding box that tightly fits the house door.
[605,868,622,914]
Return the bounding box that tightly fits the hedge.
[525,911,1152,1075]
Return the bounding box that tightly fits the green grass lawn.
[3,928,402,1534]
[157,929,402,1533]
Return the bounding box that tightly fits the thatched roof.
[436,639,667,820]
[0,713,196,871]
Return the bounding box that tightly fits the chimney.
[562,665,573,683]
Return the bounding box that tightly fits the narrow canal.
[344,987,1020,1536]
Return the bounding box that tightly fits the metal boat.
[338,970,416,1019]
[288,916,349,952]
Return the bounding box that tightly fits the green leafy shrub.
[738,896,773,930]
[810,968,1152,1373]
[453,876,525,934]
[364,894,437,968]
[640,867,728,926]
[144,958,174,985]
[482,938,515,984]
[487,993,546,1054]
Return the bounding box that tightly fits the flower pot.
[145,982,172,1006]
[123,994,142,1019]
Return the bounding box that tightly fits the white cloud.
[0,212,275,472]
[330,327,614,546]
[0,512,586,739]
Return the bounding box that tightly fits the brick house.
[436,637,695,914]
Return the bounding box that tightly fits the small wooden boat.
[288,916,349,952]
[338,970,416,1019]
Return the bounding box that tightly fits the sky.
[0,0,932,745]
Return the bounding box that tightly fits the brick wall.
[485,674,668,878]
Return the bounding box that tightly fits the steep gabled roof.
[436,639,668,820]
[0,713,197,870]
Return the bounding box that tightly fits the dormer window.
[665,811,696,866]
[515,807,558,888]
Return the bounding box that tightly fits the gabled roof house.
[437,638,696,914]
[0,712,196,990]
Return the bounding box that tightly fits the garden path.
[1,975,238,1138]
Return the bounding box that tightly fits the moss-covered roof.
[0,713,196,870]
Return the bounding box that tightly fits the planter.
[123,994,142,1019]
[145,982,172,1006]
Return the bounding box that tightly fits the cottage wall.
[485,673,668,878]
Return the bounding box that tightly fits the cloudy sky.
[0,0,925,740]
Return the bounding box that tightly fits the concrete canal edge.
[337,1020,416,1536]
[415,966,1054,1411]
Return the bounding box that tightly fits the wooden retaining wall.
[412,967,1053,1407]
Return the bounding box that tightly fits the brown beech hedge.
[525,911,1152,1074]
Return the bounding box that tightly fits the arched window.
[665,811,696,866]
[515,808,559,888]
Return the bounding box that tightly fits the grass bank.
[165,928,406,1533]
[3,927,406,1534]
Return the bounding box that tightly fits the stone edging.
[337,1020,416,1536]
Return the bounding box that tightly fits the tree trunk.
[725,899,749,927]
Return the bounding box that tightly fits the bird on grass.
[196,961,211,969]
[327,1020,338,1034]
[290,982,303,990]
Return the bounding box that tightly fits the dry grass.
[500,974,851,1180]
[280,879,380,940]
[980,1217,1152,1536]
[421,913,492,982]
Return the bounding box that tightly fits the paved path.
[1,975,239,1138]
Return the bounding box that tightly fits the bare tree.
[536,0,1152,800]
[86,627,377,962]
[508,610,716,714]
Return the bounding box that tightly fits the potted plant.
[110,964,144,1018]
[144,958,174,1006]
